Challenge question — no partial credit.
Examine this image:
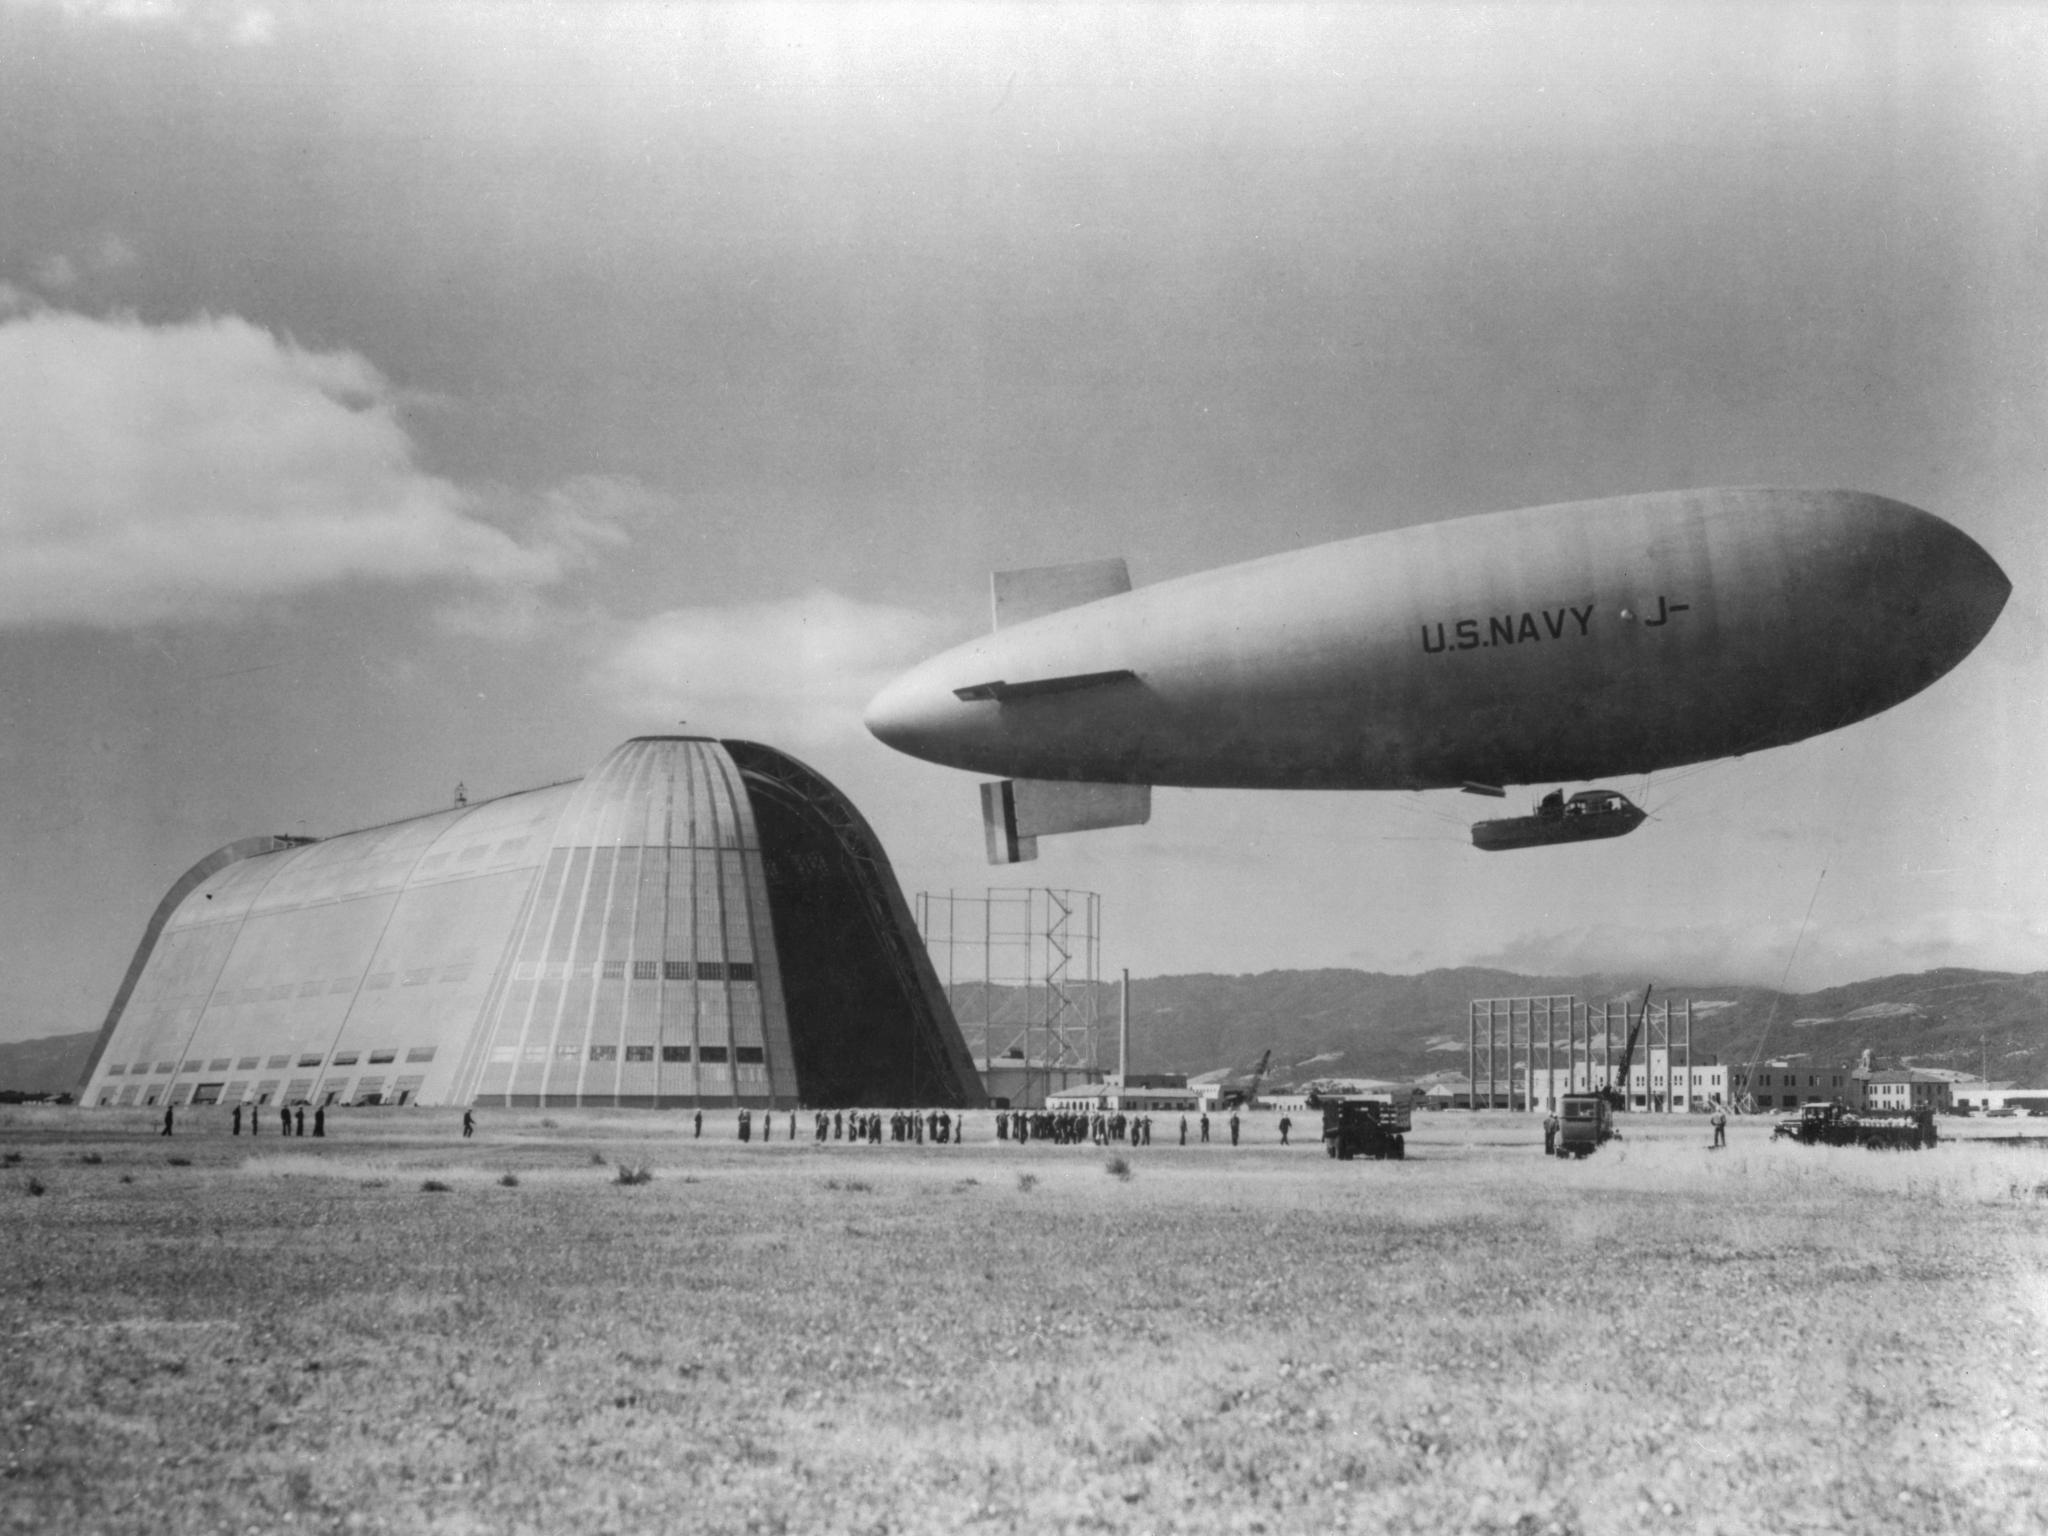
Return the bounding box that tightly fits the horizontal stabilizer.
[980,778,1152,865]
[991,557,1130,629]
[953,668,1138,703]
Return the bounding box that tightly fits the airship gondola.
[1469,789,1647,853]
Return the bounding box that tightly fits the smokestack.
[1119,968,1130,1082]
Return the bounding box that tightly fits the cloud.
[33,254,77,292]
[6,0,277,45]
[0,309,605,627]
[589,591,944,747]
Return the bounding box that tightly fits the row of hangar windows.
[104,1074,429,1109]
[514,959,758,983]
[105,1046,435,1076]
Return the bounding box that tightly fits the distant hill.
[16,966,2047,1101]
[956,966,2048,1087]
[0,1031,99,1096]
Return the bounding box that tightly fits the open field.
[4,1106,2046,1536]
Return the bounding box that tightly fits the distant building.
[1728,1060,1860,1112]
[1861,1068,1953,1113]
[1527,1049,1727,1112]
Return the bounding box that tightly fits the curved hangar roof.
[79,738,982,1112]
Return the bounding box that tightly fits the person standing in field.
[231,1104,242,1137]
[1229,1112,1240,1147]
[295,1106,305,1137]
[280,1105,291,1136]
[693,1109,702,1139]
[1179,1115,1187,1146]
[1711,1107,1727,1149]
[1543,1111,1559,1156]
[161,1104,173,1137]
[1199,1113,1210,1144]
[1278,1114,1292,1146]
[313,1105,325,1138]
[462,1109,475,1139]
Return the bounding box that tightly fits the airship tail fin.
[980,778,1151,865]
[991,558,1130,629]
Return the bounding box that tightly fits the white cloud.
[590,591,944,748]
[6,0,277,44]
[0,309,602,627]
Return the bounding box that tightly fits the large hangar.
[77,738,984,1112]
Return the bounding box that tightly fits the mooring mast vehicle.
[1315,1092,1410,1161]
[1555,1092,1616,1157]
[1772,1101,1938,1150]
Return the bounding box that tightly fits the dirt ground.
[3,1104,2045,1536]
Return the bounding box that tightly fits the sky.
[0,1,2043,1045]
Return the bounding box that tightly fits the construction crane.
[1600,984,1654,1111]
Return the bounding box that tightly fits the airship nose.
[863,663,956,761]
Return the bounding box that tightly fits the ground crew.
[231,1104,242,1136]
[1543,1111,1559,1156]
[462,1109,475,1139]
[1199,1113,1210,1143]
[1229,1112,1240,1146]
[1711,1107,1727,1148]
[1278,1114,1292,1146]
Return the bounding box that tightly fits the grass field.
[4,1106,2045,1536]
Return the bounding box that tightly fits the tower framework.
[914,888,1101,1107]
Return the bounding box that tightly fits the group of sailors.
[996,1108,1163,1145]
[732,1107,967,1143]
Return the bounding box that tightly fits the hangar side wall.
[82,785,568,1111]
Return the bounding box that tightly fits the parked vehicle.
[1773,1101,1938,1149]
[1555,1093,1615,1157]
[1315,1093,1410,1160]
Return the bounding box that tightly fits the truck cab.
[1555,1093,1614,1157]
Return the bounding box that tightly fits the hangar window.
[109,1063,126,1076]
[735,1046,765,1064]
[156,1062,175,1074]
[589,1045,618,1061]
[118,1086,138,1106]
[366,974,393,991]
[438,964,472,984]
[729,963,756,982]
[209,1059,231,1071]
[698,1045,730,1064]
[298,1054,323,1068]
[402,968,433,987]
[633,960,658,981]
[333,1052,360,1066]
[601,959,626,980]
[406,1047,435,1063]
[624,1045,654,1062]
[556,1043,580,1057]
[328,979,354,994]
[369,1049,397,1065]
[663,960,689,980]
[298,982,323,998]
[697,961,727,983]
[183,1060,202,1072]
[661,1046,690,1063]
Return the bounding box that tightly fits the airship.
[863,489,2009,862]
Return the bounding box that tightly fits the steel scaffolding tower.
[914,888,1102,1107]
